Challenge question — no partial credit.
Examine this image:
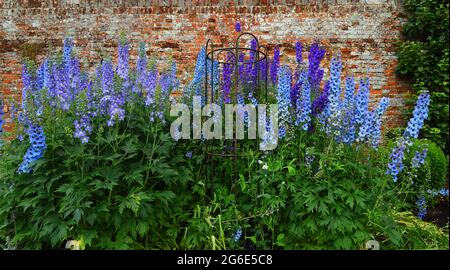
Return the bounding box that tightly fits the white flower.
[262,164,268,170]
[258,160,263,165]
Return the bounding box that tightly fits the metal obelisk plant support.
[204,32,269,196]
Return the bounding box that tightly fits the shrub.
[0,32,447,250]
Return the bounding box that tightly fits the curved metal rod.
[206,47,266,65]
[236,32,260,49]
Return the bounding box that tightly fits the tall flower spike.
[295,73,312,131]
[277,65,292,139]
[117,36,129,80]
[354,78,370,126]
[18,125,47,174]
[308,42,325,92]
[325,55,343,137]
[295,41,303,65]
[270,47,280,86]
[404,92,431,139]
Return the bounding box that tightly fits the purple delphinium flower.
[117,37,129,80]
[295,41,303,65]
[144,67,158,106]
[277,65,291,139]
[404,92,431,139]
[18,125,46,174]
[185,151,193,159]
[312,80,330,117]
[411,148,427,169]
[235,22,241,33]
[308,42,326,93]
[73,115,92,144]
[291,68,307,108]
[270,47,280,86]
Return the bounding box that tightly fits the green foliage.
[396,0,449,152]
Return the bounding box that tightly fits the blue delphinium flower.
[277,65,291,139]
[439,188,449,197]
[404,92,431,139]
[325,55,342,137]
[416,195,427,220]
[233,228,242,242]
[18,125,47,174]
[185,151,193,159]
[295,72,312,131]
[270,47,280,86]
[235,22,241,32]
[354,78,370,125]
[343,76,355,109]
[411,148,427,169]
[386,138,407,182]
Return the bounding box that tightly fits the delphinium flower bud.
[276,65,291,140]
[403,92,430,139]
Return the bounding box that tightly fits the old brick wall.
[1,0,411,129]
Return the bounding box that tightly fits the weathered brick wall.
[1,0,411,129]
